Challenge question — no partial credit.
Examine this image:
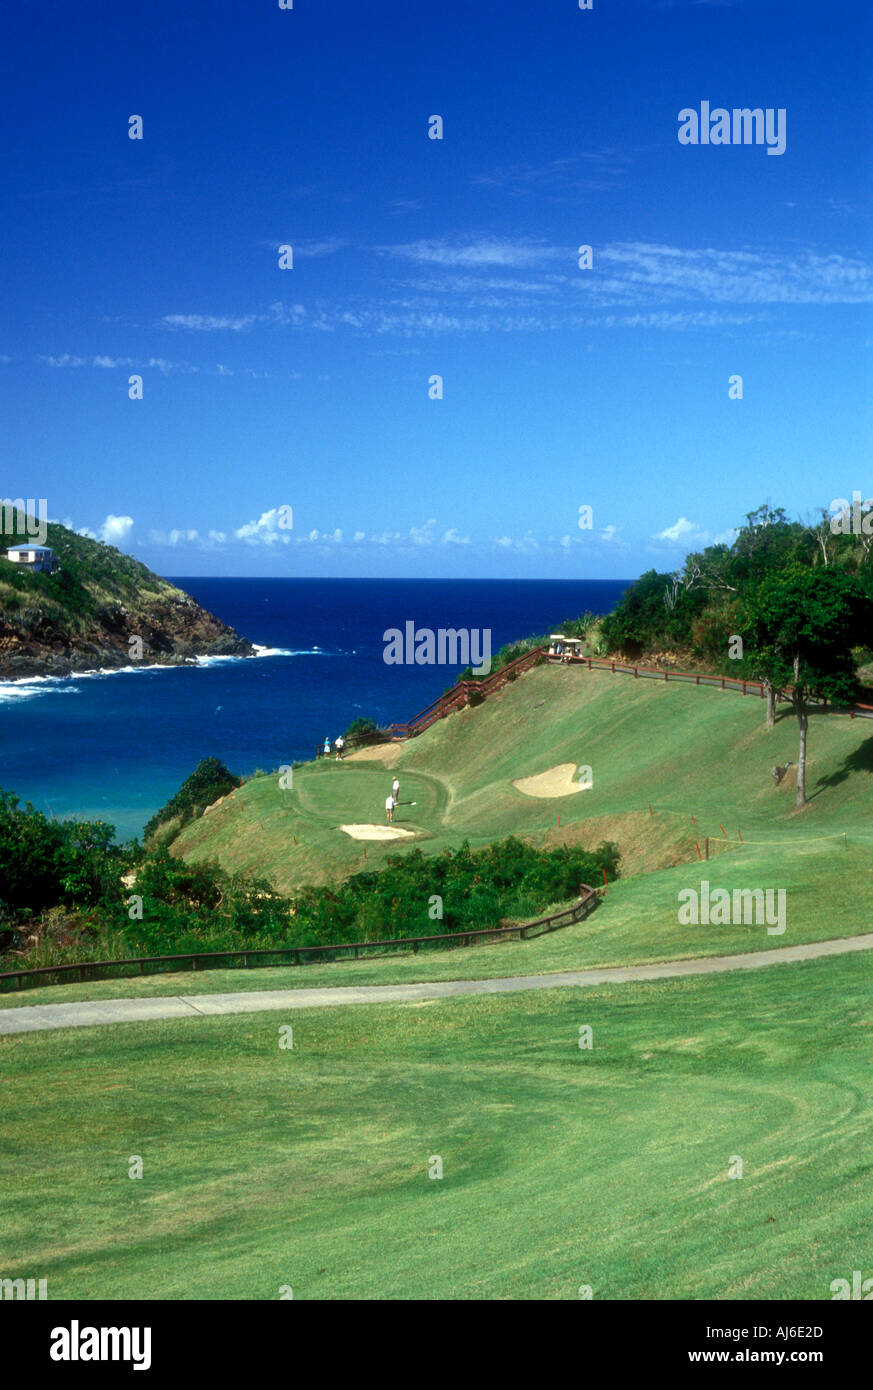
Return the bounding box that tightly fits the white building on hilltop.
[4,545,54,573]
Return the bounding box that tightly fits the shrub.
[143,758,241,842]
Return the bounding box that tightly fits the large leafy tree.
[728,505,808,588]
[600,569,707,654]
[741,566,873,806]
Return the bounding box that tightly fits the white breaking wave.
[0,646,336,703]
[0,663,175,705]
[196,645,330,664]
[0,679,83,704]
[249,644,335,659]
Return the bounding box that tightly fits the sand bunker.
[513,763,585,798]
[340,823,417,841]
[344,742,402,767]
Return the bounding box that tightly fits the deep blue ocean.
[0,578,629,839]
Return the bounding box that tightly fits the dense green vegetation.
[288,837,618,947]
[0,518,183,635]
[0,793,123,948]
[4,823,871,1007]
[143,757,242,842]
[599,503,873,668]
[594,507,873,806]
[0,778,618,973]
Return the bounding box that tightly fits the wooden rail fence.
[387,646,547,740]
[0,884,599,993]
[563,656,873,719]
[349,647,873,752]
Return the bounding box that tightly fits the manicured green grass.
[173,664,873,893]
[2,952,871,1299]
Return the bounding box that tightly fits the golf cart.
[548,634,585,664]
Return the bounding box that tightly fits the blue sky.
[2,0,871,579]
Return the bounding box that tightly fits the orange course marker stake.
[719,824,728,838]
[602,867,609,889]
[738,829,743,843]
[691,814,696,826]
[695,841,703,861]
[649,803,653,816]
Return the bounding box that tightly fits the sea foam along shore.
[0,646,329,703]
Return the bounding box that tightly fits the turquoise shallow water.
[0,577,628,839]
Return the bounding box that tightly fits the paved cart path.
[2,932,872,1036]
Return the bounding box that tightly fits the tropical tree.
[741,566,873,806]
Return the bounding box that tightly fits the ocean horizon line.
[164,574,637,584]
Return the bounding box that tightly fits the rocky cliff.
[0,520,253,680]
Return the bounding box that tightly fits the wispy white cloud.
[653,517,740,549]
[162,313,258,332]
[148,527,233,549]
[267,302,307,327]
[381,237,560,270]
[492,531,540,555]
[654,517,700,543]
[378,238,873,321]
[592,242,873,305]
[470,152,632,199]
[40,353,195,374]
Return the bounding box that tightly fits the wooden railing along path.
[566,656,873,718]
[387,646,547,740]
[0,884,599,993]
[316,645,873,760]
[372,647,873,747]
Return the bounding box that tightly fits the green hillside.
[173,660,871,884]
[0,518,252,678]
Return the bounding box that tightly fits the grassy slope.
[2,951,871,1299]
[0,520,183,633]
[6,662,869,1008]
[174,664,873,891]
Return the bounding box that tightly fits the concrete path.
[2,932,872,1037]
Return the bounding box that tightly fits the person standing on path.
[335,735,344,761]
[323,737,330,758]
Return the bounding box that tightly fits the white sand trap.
[340,823,417,841]
[344,742,402,767]
[513,763,584,798]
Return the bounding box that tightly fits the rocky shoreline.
[0,596,254,681]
